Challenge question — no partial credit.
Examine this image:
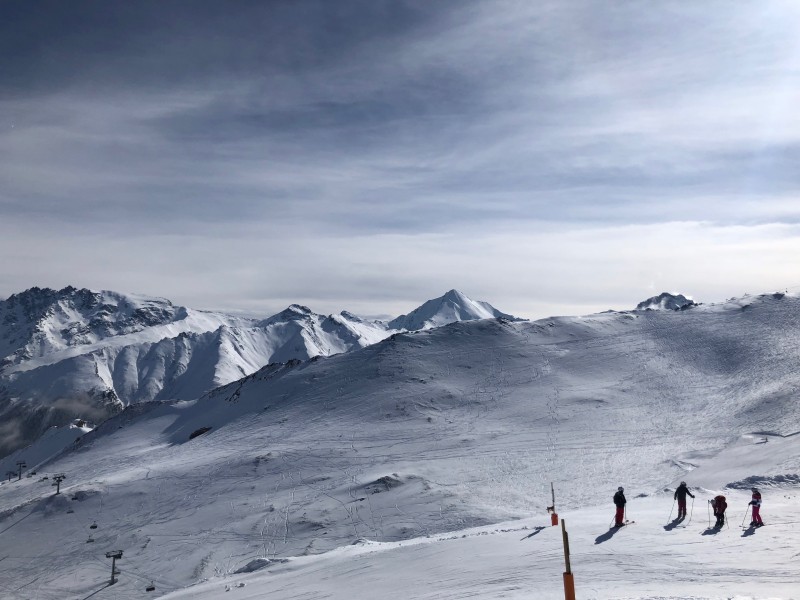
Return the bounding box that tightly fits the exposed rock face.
[636,292,697,311]
[0,286,181,367]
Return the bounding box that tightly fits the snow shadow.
[663,518,683,531]
[594,526,623,544]
[520,526,546,540]
[79,582,112,600]
[701,527,723,536]
[741,526,756,538]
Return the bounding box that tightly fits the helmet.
[751,487,758,492]
[680,481,686,486]
[618,486,624,492]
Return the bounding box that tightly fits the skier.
[749,487,763,527]
[613,486,626,527]
[674,481,695,519]
[709,494,727,528]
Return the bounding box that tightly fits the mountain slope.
[0,286,255,457]
[0,290,797,598]
[0,288,515,457]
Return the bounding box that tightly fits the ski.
[613,520,635,528]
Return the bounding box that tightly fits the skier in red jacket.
[749,488,763,527]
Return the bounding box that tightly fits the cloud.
[2,1,800,317]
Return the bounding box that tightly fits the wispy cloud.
[2,1,800,318]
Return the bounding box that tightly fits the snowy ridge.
[0,289,798,598]
[0,286,191,368]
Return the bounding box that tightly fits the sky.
[2,0,800,320]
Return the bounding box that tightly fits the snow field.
[160,486,800,600]
[0,292,799,598]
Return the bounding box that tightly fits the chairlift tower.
[16,461,26,481]
[105,550,123,585]
[52,473,66,495]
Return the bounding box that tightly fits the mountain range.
[0,287,797,599]
[0,286,515,458]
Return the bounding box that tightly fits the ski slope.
[0,291,798,599]
[161,468,800,600]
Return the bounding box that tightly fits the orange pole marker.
[563,572,576,600]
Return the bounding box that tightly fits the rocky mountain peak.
[388,289,516,331]
[636,292,697,311]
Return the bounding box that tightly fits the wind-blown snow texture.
[0,290,798,599]
[0,287,511,457]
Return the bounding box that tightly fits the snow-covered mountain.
[0,287,515,457]
[0,290,798,599]
[0,287,181,367]
[388,288,516,330]
[0,286,253,458]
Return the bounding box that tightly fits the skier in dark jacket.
[710,495,727,528]
[674,481,695,519]
[749,488,763,527]
[613,486,626,527]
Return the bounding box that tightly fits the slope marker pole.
[560,518,576,600]
[547,482,559,526]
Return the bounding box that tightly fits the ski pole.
[667,497,675,523]
[707,500,711,527]
[725,512,729,529]
[741,505,751,528]
[687,496,694,524]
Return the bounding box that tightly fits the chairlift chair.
[146,582,156,592]
[90,521,98,529]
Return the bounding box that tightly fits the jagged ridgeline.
[0,286,513,457]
